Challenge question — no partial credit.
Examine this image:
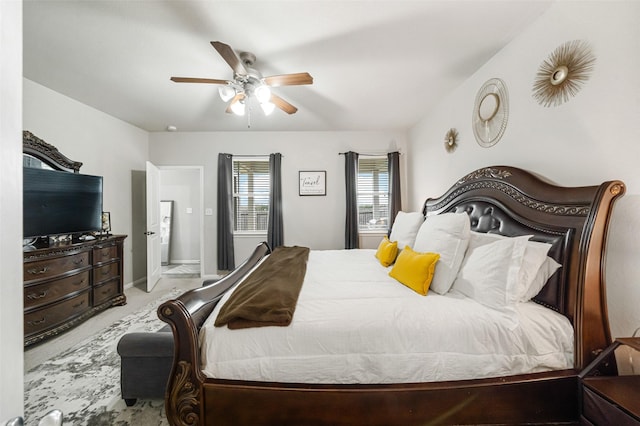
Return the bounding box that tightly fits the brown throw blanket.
[214,245,310,329]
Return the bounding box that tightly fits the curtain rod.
[338,151,401,156]
[231,154,284,158]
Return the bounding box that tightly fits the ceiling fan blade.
[225,93,246,114]
[270,94,298,114]
[170,77,228,84]
[264,72,313,87]
[211,41,247,76]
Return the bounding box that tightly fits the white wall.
[23,79,150,288]
[406,1,640,338]
[0,1,24,421]
[160,168,202,264]
[149,131,407,271]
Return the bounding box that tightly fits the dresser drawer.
[24,251,90,283]
[93,245,118,263]
[24,270,91,310]
[93,261,119,284]
[24,291,90,336]
[93,279,121,305]
[23,235,127,346]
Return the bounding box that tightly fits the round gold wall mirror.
[478,93,500,121]
[472,78,509,148]
[550,65,569,86]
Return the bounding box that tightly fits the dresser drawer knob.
[74,278,86,286]
[101,267,112,276]
[28,317,46,326]
[72,300,85,309]
[27,266,49,275]
[27,290,48,300]
[73,258,85,265]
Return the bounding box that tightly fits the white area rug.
[24,288,184,425]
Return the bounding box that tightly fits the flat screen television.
[23,167,104,239]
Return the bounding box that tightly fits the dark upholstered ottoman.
[117,278,220,406]
[116,324,174,407]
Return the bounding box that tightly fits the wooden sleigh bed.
[158,166,624,425]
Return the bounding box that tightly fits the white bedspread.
[200,249,574,384]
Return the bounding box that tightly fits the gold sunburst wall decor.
[532,40,596,107]
[444,128,459,153]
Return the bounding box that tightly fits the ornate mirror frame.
[23,130,82,173]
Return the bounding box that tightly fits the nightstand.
[579,337,640,425]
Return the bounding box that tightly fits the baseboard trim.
[125,277,146,289]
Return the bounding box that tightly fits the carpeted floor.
[23,288,184,426]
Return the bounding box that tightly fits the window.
[357,157,389,231]
[233,158,270,232]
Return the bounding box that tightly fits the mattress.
[199,249,574,384]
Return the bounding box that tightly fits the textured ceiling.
[23,1,552,132]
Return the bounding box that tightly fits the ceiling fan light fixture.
[255,85,271,104]
[260,101,275,116]
[171,41,313,119]
[230,99,246,116]
[218,85,236,102]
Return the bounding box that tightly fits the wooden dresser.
[23,235,127,346]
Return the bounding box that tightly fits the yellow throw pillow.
[375,236,398,267]
[389,246,440,295]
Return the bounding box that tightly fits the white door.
[146,161,162,292]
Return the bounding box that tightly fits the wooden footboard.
[199,370,579,426]
[158,166,625,426]
[158,242,271,425]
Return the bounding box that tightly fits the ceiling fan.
[171,41,313,116]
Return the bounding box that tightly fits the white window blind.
[233,158,270,232]
[357,157,389,231]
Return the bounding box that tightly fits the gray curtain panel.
[344,151,359,249]
[268,153,284,249]
[217,153,235,270]
[388,151,402,234]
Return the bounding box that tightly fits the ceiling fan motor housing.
[236,52,265,95]
[240,51,257,67]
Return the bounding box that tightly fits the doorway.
[131,165,204,289]
[158,166,204,279]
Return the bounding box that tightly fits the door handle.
[144,231,156,235]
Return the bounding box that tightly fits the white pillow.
[452,235,530,309]
[518,240,554,301]
[413,212,470,294]
[468,232,553,302]
[467,231,505,249]
[521,256,562,302]
[389,211,424,250]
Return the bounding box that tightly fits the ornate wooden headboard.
[423,166,625,369]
